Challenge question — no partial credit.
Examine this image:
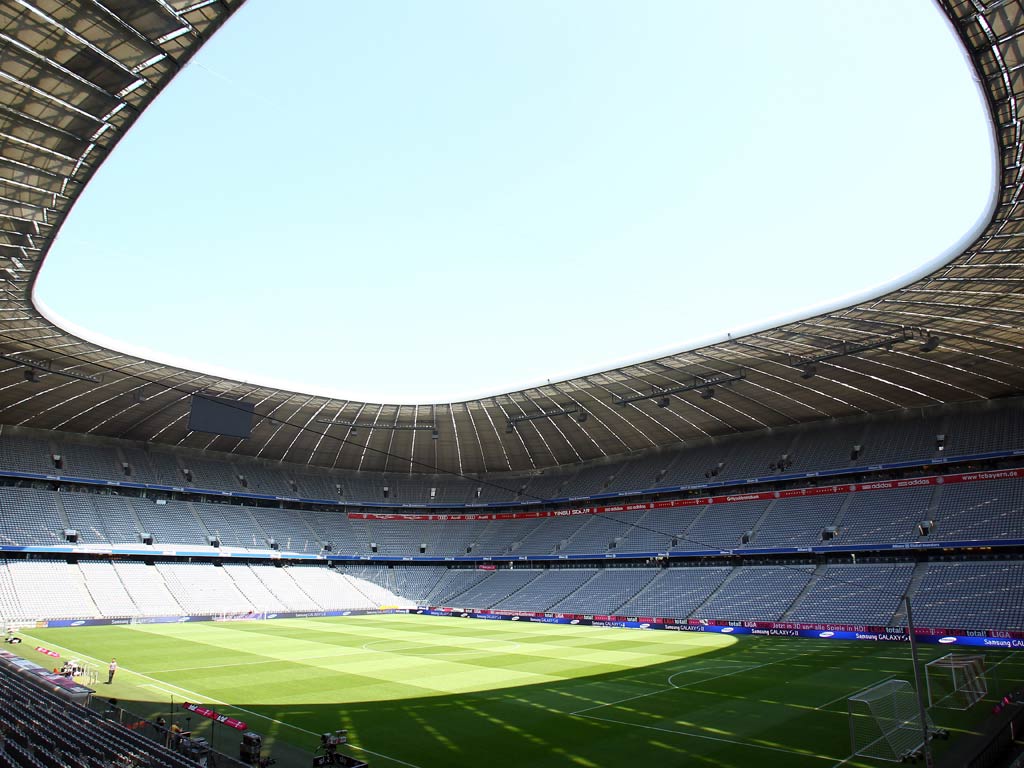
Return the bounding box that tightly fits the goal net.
[926,653,987,710]
[848,679,935,762]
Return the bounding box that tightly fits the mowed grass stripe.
[19,616,1016,768]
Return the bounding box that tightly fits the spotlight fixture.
[317,419,437,433]
[23,369,39,383]
[801,364,817,380]
[507,403,585,432]
[656,396,671,408]
[431,429,439,439]
[612,370,745,407]
[0,353,101,383]
[919,336,940,353]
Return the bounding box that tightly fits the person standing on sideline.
[107,658,117,684]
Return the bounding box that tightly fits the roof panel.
[0,0,1020,476]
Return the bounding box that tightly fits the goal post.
[848,679,937,763]
[925,653,987,710]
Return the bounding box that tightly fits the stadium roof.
[0,0,1022,476]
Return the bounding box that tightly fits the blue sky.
[34,0,994,403]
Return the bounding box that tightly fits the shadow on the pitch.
[96,638,957,768]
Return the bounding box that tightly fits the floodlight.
[431,429,439,439]
[800,365,817,380]
[700,387,714,400]
[23,369,39,383]
[656,396,670,408]
[920,336,940,353]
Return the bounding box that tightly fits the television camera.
[312,731,367,767]
[321,731,348,750]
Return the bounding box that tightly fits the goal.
[848,679,936,762]
[925,653,987,710]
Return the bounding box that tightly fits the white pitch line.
[827,752,857,768]
[18,631,425,768]
[826,653,1023,768]
[142,683,180,698]
[989,649,1020,671]
[569,650,811,716]
[580,713,840,762]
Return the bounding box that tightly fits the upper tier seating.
[0,399,1018,505]
[932,482,1024,542]
[0,487,63,546]
[834,487,933,545]
[1,476,1024,557]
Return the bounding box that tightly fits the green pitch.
[13,614,1023,768]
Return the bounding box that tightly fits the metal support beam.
[788,330,914,369]
[0,352,102,383]
[316,419,436,432]
[612,371,746,406]
[506,404,585,432]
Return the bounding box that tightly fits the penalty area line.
[569,649,811,716]
[17,631,425,768]
[141,683,180,698]
[579,712,840,762]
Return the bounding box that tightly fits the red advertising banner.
[182,702,247,731]
[350,467,1024,522]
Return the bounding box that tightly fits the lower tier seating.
[1,558,1020,631]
